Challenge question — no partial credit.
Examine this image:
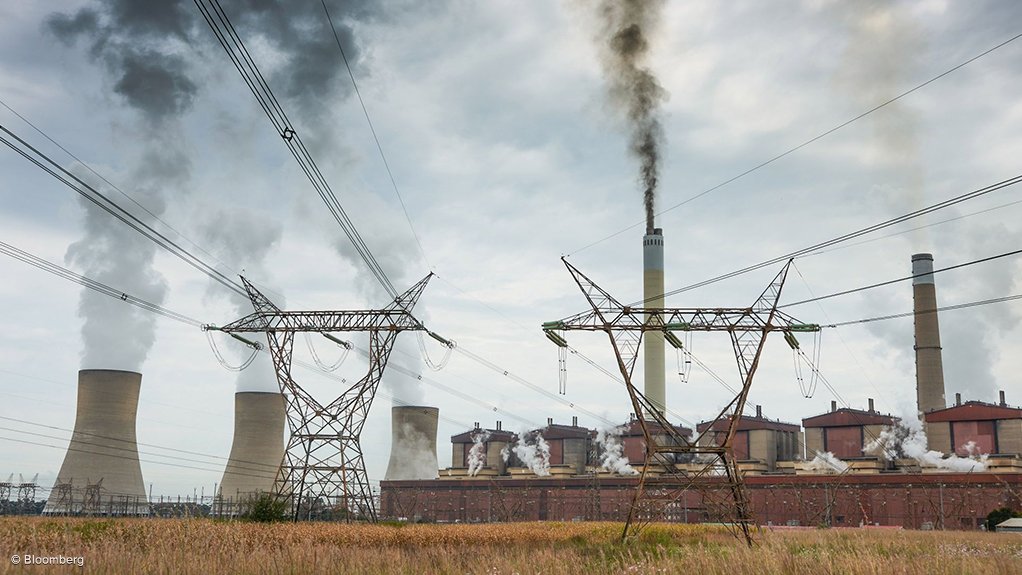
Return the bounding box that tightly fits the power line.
[0,97,245,285]
[781,247,1022,309]
[828,292,1022,328]
[0,239,203,328]
[803,197,1022,259]
[320,0,431,271]
[193,0,399,299]
[616,173,1022,308]
[567,30,1022,256]
[0,123,248,299]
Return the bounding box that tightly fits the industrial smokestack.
[643,228,666,416]
[218,392,286,504]
[384,406,439,480]
[44,370,148,515]
[912,253,947,416]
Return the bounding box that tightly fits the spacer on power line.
[281,127,295,141]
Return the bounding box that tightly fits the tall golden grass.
[1,518,1019,574]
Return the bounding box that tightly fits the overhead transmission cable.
[0,239,203,328]
[781,246,1022,309]
[567,30,1022,256]
[829,292,1022,328]
[195,0,641,429]
[0,238,543,431]
[0,97,243,284]
[320,0,430,270]
[0,123,247,299]
[193,0,398,299]
[618,173,1022,308]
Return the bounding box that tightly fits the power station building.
[379,251,1022,529]
[803,400,898,461]
[697,406,801,472]
[924,392,1022,457]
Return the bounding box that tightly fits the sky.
[1,0,1022,498]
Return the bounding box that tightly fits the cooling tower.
[912,253,947,416]
[384,406,439,480]
[43,369,148,515]
[218,391,286,503]
[643,228,666,416]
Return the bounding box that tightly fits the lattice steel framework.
[545,258,818,544]
[214,274,431,521]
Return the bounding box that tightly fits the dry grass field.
[1,518,1020,574]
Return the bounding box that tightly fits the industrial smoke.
[595,425,637,475]
[503,430,551,476]
[807,451,849,473]
[592,0,667,233]
[466,430,490,477]
[866,417,987,472]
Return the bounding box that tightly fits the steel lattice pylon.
[214,274,431,521]
[545,258,818,544]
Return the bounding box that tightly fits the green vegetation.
[986,507,1020,531]
[242,493,289,523]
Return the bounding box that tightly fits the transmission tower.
[544,258,818,544]
[212,274,432,522]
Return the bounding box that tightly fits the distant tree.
[244,493,289,523]
[985,507,1020,531]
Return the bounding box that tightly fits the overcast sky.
[2,0,1021,497]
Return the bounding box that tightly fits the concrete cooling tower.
[912,253,947,416]
[43,369,149,515]
[643,228,666,416]
[384,406,439,480]
[218,391,286,503]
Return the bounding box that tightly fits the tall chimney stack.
[912,253,947,416]
[643,228,666,416]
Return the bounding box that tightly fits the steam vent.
[912,253,947,416]
[643,228,666,416]
[218,391,286,503]
[43,369,149,515]
[385,406,440,480]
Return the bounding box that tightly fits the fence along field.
[1,518,1021,574]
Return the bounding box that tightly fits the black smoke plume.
[593,0,667,234]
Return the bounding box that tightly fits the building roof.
[696,414,800,433]
[618,419,692,438]
[802,408,898,428]
[451,428,517,443]
[925,401,1022,423]
[528,423,592,440]
[996,517,1022,529]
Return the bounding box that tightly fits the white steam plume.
[595,425,637,475]
[865,416,987,472]
[197,208,283,393]
[65,160,177,372]
[466,430,490,476]
[503,431,551,476]
[806,451,849,473]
